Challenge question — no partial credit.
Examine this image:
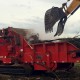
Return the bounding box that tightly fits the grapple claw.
[54,16,67,36]
[45,7,67,36]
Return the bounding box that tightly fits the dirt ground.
[0,63,80,80]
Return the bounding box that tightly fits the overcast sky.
[0,0,80,40]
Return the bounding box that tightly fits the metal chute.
[45,7,67,36]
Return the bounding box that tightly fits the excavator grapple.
[45,7,67,36]
[44,0,80,36]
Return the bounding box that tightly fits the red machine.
[0,27,80,74]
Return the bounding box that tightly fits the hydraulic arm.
[45,0,80,36]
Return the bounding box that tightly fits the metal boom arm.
[45,0,80,36]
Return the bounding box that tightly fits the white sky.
[0,0,80,40]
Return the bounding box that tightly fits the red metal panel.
[59,43,67,62]
[67,43,80,63]
[3,58,11,64]
[52,43,59,62]
[34,63,46,70]
[33,44,47,70]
